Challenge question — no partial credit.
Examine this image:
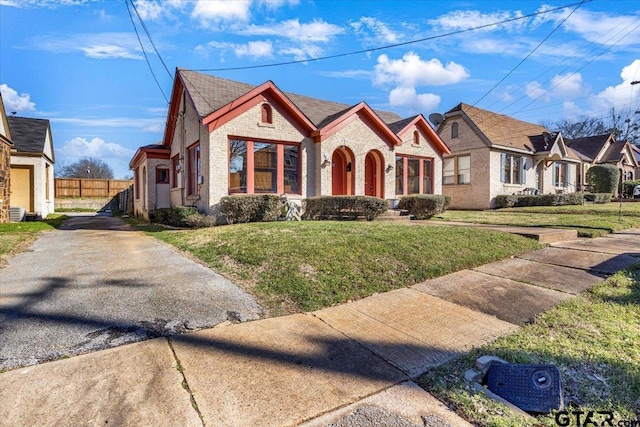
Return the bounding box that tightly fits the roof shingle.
[7,116,49,153]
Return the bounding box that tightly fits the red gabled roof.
[129,144,170,169]
[392,114,451,155]
[310,102,402,147]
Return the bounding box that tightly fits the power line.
[472,0,587,107]
[125,0,169,104]
[193,0,593,72]
[128,0,173,80]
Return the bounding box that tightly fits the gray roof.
[178,69,402,128]
[387,115,420,134]
[565,134,612,162]
[7,116,50,153]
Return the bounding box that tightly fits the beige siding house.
[566,133,638,187]
[7,116,55,219]
[130,69,450,219]
[437,103,581,209]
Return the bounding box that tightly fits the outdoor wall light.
[321,154,331,168]
[386,163,393,173]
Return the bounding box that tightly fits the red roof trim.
[128,147,170,170]
[311,102,402,147]
[395,115,451,155]
[202,81,315,134]
[162,74,184,149]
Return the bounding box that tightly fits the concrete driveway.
[0,213,261,371]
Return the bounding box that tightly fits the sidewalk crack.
[167,337,205,426]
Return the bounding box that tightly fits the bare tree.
[608,107,640,144]
[540,115,607,139]
[56,157,114,179]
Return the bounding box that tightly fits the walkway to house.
[1,216,639,426]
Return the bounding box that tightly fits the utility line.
[125,0,169,103]
[193,0,593,72]
[472,0,587,107]
[128,0,173,80]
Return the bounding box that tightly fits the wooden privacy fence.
[55,178,134,198]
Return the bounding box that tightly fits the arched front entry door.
[364,150,384,198]
[332,147,354,195]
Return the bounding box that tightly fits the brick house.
[565,133,638,186]
[7,116,55,219]
[129,69,450,219]
[0,92,13,223]
[436,103,582,209]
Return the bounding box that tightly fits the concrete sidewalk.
[1,228,639,426]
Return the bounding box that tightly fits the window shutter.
[520,157,526,184]
[500,153,506,182]
[552,163,557,187]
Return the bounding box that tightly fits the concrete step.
[376,209,412,221]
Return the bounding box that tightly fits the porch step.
[376,209,412,221]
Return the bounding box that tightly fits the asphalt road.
[0,213,262,371]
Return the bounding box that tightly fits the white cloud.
[525,81,550,102]
[374,53,469,87]
[550,73,584,99]
[51,117,165,133]
[32,32,146,60]
[388,87,441,113]
[192,0,253,25]
[80,44,143,60]
[58,137,134,163]
[278,44,323,61]
[350,17,402,44]
[534,7,640,46]
[319,70,372,79]
[234,40,273,57]
[428,9,527,33]
[0,0,88,8]
[133,0,163,20]
[0,84,36,112]
[240,19,344,42]
[589,59,640,110]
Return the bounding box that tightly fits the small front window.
[451,122,459,139]
[261,104,273,124]
[156,168,169,184]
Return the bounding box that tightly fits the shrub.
[183,213,217,228]
[397,195,450,219]
[154,206,199,227]
[494,193,583,208]
[303,196,388,221]
[622,179,640,198]
[584,193,613,203]
[219,195,282,224]
[586,164,620,194]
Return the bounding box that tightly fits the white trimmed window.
[500,153,526,185]
[552,162,570,187]
[443,155,470,185]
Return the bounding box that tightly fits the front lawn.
[434,202,640,237]
[419,264,640,426]
[141,221,541,315]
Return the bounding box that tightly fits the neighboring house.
[0,92,13,223]
[632,144,640,178]
[436,103,581,209]
[566,133,638,186]
[7,116,55,219]
[129,69,450,219]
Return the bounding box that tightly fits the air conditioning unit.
[9,207,25,222]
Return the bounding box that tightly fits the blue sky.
[1,0,639,179]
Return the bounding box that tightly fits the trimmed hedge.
[154,206,199,227]
[495,193,583,208]
[584,193,613,203]
[397,195,451,220]
[586,164,620,194]
[219,194,282,224]
[303,196,388,221]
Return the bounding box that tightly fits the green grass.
[139,221,541,315]
[418,264,640,427]
[434,202,640,237]
[0,214,68,265]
